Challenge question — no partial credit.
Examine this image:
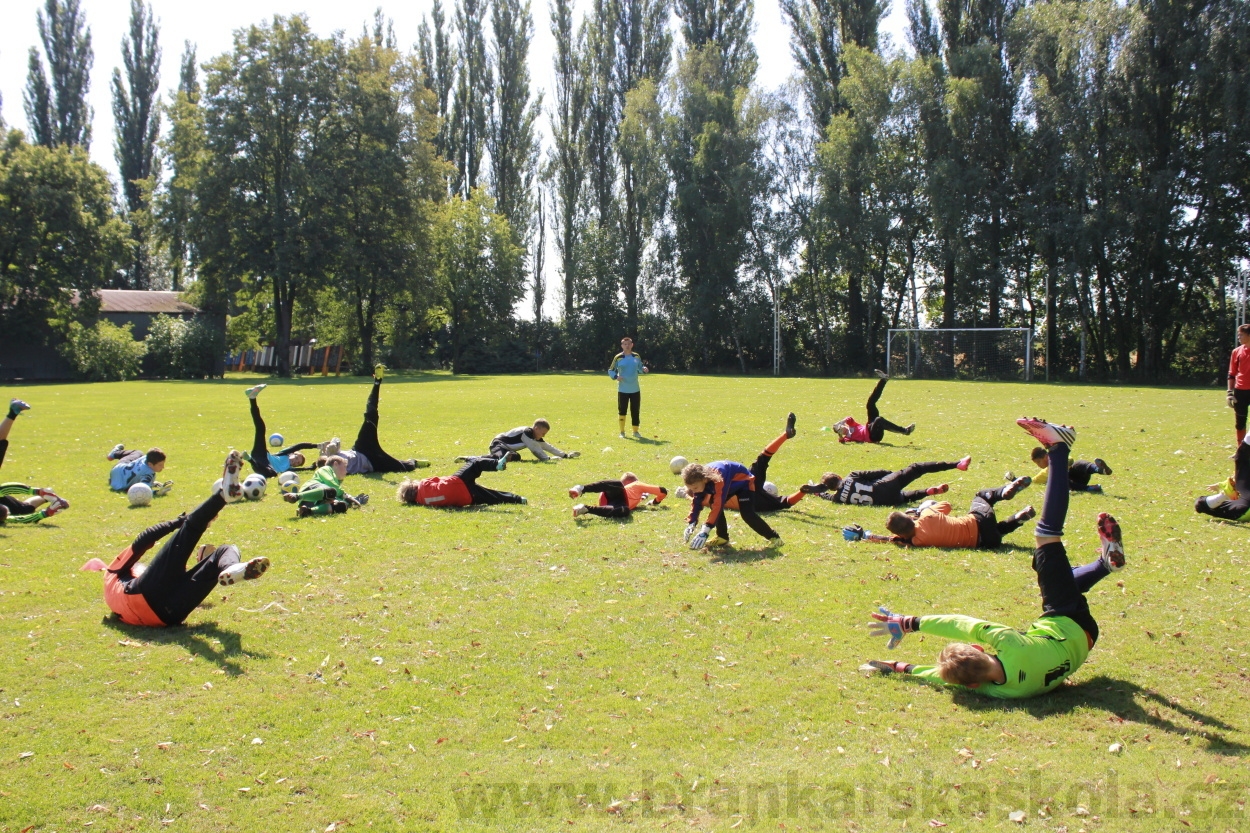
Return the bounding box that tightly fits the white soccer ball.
[269,432,284,447]
[763,481,779,497]
[669,455,689,475]
[242,474,267,500]
[127,482,153,507]
[278,471,299,488]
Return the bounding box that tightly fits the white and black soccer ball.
[127,482,153,507]
[269,432,284,447]
[669,455,689,475]
[277,471,300,492]
[242,474,267,500]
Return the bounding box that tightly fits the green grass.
[1,372,1246,832]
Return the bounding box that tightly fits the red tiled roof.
[74,290,200,314]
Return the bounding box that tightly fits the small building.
[0,289,223,381]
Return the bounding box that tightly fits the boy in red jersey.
[396,457,526,508]
[569,473,667,518]
[1228,324,1250,445]
[833,372,914,443]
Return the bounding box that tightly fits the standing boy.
[1228,324,1250,446]
[608,337,648,438]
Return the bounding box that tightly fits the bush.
[144,314,224,379]
[61,320,147,381]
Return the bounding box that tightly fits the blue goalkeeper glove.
[689,525,713,549]
[843,524,868,542]
[868,607,920,649]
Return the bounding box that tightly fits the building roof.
[94,290,199,315]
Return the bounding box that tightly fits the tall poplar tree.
[24,0,94,149]
[488,0,541,243]
[450,0,491,197]
[548,0,588,321]
[112,0,162,288]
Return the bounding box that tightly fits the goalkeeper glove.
[842,524,867,542]
[683,522,697,542]
[1228,391,1238,409]
[868,607,920,649]
[690,525,714,549]
[565,451,581,459]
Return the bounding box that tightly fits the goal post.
[886,328,1034,381]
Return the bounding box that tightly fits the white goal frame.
[886,327,1034,381]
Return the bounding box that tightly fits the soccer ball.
[669,455,689,475]
[269,432,284,447]
[242,474,267,500]
[127,482,153,507]
[763,481,779,497]
[278,471,300,489]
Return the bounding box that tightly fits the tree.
[417,0,455,165]
[24,0,94,149]
[197,15,339,377]
[488,0,541,244]
[158,42,203,292]
[450,0,492,197]
[0,132,128,343]
[112,0,162,289]
[431,189,523,373]
[547,0,588,321]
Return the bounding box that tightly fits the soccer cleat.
[107,443,126,460]
[956,455,972,471]
[9,399,31,416]
[153,480,174,497]
[1017,417,1076,448]
[572,503,589,517]
[373,364,386,380]
[34,487,57,498]
[1094,458,1112,476]
[1003,475,1032,499]
[633,431,643,439]
[1013,505,1037,523]
[244,384,267,399]
[874,369,889,380]
[354,493,370,506]
[297,503,313,517]
[43,497,70,517]
[495,456,508,471]
[1086,484,1104,493]
[506,451,522,462]
[903,423,916,435]
[218,557,270,585]
[619,431,626,439]
[676,486,689,499]
[859,660,898,676]
[569,485,584,498]
[766,537,784,549]
[1097,512,1125,571]
[518,497,528,504]
[219,450,244,502]
[799,481,828,495]
[785,412,797,439]
[402,459,429,471]
[706,536,729,548]
[926,483,949,496]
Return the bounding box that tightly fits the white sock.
[1207,493,1230,508]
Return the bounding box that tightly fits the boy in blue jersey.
[681,460,782,549]
[608,337,648,438]
[860,418,1126,699]
[242,384,321,479]
[106,445,170,494]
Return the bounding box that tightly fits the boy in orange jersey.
[844,475,1035,549]
[570,473,667,518]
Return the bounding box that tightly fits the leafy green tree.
[547,0,588,321]
[112,0,162,289]
[451,0,492,197]
[24,0,94,149]
[0,132,128,343]
[157,42,203,292]
[431,189,523,373]
[417,0,456,165]
[489,0,541,242]
[196,15,339,377]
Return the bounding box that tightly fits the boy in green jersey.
[284,456,368,517]
[860,418,1126,699]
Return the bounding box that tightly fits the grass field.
[0,372,1246,832]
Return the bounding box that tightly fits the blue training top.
[608,353,645,394]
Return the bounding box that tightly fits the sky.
[1,0,911,180]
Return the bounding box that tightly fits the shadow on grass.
[949,675,1250,754]
[171,371,484,386]
[709,545,785,564]
[102,616,267,675]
